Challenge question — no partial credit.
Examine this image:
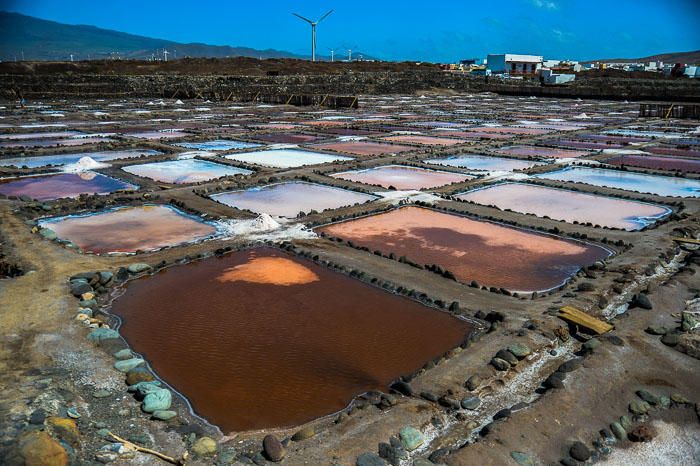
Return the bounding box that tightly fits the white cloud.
[532,0,558,9]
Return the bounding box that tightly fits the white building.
[487,54,543,75]
[540,69,576,84]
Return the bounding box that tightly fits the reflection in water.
[39,205,216,253]
[0,173,136,201]
[111,248,473,431]
[122,159,252,184]
[458,183,670,230]
[317,206,611,292]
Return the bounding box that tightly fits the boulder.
[70,281,93,297]
[495,349,518,366]
[47,417,80,447]
[263,434,285,462]
[569,441,591,461]
[507,343,532,359]
[466,374,481,391]
[113,349,133,360]
[152,410,177,421]
[15,431,68,466]
[629,400,650,415]
[583,338,601,352]
[40,228,58,240]
[399,427,423,451]
[378,442,407,465]
[636,389,660,405]
[356,452,387,466]
[127,263,152,274]
[114,358,144,373]
[661,332,681,346]
[87,328,119,342]
[631,293,652,310]
[126,367,155,386]
[544,372,566,389]
[142,388,172,413]
[192,436,217,456]
[491,357,510,371]
[460,396,481,410]
[611,422,626,440]
[115,267,129,282]
[99,271,114,285]
[390,380,413,397]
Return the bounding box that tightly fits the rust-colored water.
[317,206,610,292]
[40,205,216,253]
[110,248,472,432]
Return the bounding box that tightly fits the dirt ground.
[0,93,699,466]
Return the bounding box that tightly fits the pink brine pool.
[496,145,589,159]
[0,173,136,201]
[605,154,700,173]
[314,141,415,156]
[331,165,473,190]
[382,135,468,146]
[457,183,670,230]
[38,205,217,253]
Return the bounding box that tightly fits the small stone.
[127,263,152,274]
[99,271,113,285]
[92,389,111,399]
[420,391,437,402]
[399,427,423,451]
[491,357,510,371]
[671,393,689,404]
[508,343,532,359]
[356,452,388,466]
[390,380,413,397]
[114,358,144,373]
[152,410,177,421]
[192,436,217,456]
[662,332,681,346]
[544,371,566,389]
[629,400,650,415]
[460,396,481,410]
[583,338,601,352]
[142,388,172,413]
[47,417,80,447]
[511,451,536,466]
[79,298,97,308]
[81,292,95,301]
[620,415,633,431]
[70,281,93,297]
[291,426,315,441]
[569,441,591,461]
[628,425,654,442]
[29,409,47,425]
[113,349,132,360]
[126,367,155,385]
[87,328,119,342]
[557,358,583,373]
[646,325,668,335]
[493,408,511,420]
[496,349,518,365]
[636,389,660,405]
[40,228,58,240]
[611,422,626,440]
[659,396,671,408]
[378,442,407,464]
[95,451,118,463]
[66,407,80,419]
[577,282,595,292]
[631,293,652,310]
[466,375,481,391]
[263,434,286,462]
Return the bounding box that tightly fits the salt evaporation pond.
[383,135,467,146]
[535,167,700,197]
[252,133,321,144]
[331,165,473,190]
[0,173,136,201]
[496,145,588,159]
[0,136,112,149]
[174,139,261,151]
[605,154,700,173]
[0,149,162,168]
[224,149,352,168]
[457,182,670,230]
[426,154,543,172]
[317,206,611,292]
[109,247,473,431]
[38,205,216,253]
[211,181,377,218]
[314,141,414,156]
[122,159,252,184]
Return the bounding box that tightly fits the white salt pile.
[216,214,317,241]
[374,190,442,205]
[62,156,111,173]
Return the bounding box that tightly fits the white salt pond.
[175,139,261,151]
[0,149,162,168]
[122,159,253,184]
[223,149,352,168]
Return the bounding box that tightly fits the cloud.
[531,0,558,9]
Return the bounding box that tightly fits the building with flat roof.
[487,54,543,75]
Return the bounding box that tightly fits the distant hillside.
[0,11,307,61]
[588,50,700,64]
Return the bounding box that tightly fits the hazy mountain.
[589,50,700,64]
[0,11,309,61]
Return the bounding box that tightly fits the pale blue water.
[175,140,261,151]
[426,154,544,172]
[0,149,162,168]
[535,167,700,197]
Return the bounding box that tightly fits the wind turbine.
[329,48,336,62]
[292,9,333,62]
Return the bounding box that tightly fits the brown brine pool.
[316,206,611,292]
[110,248,473,432]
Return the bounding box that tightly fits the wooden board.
[671,237,700,245]
[558,305,614,335]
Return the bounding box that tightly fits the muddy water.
[211,181,377,218]
[457,183,670,230]
[39,205,216,253]
[0,172,136,201]
[110,248,472,432]
[331,165,473,190]
[317,206,610,292]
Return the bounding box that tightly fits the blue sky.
[3,0,699,62]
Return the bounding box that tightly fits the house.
[487,54,543,75]
[540,68,576,85]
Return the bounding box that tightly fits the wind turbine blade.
[317,9,334,23]
[292,13,313,24]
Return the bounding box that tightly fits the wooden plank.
[671,236,700,245]
[558,305,613,335]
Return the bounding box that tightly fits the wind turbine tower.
[292,9,334,62]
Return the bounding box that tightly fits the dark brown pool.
[110,248,472,432]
